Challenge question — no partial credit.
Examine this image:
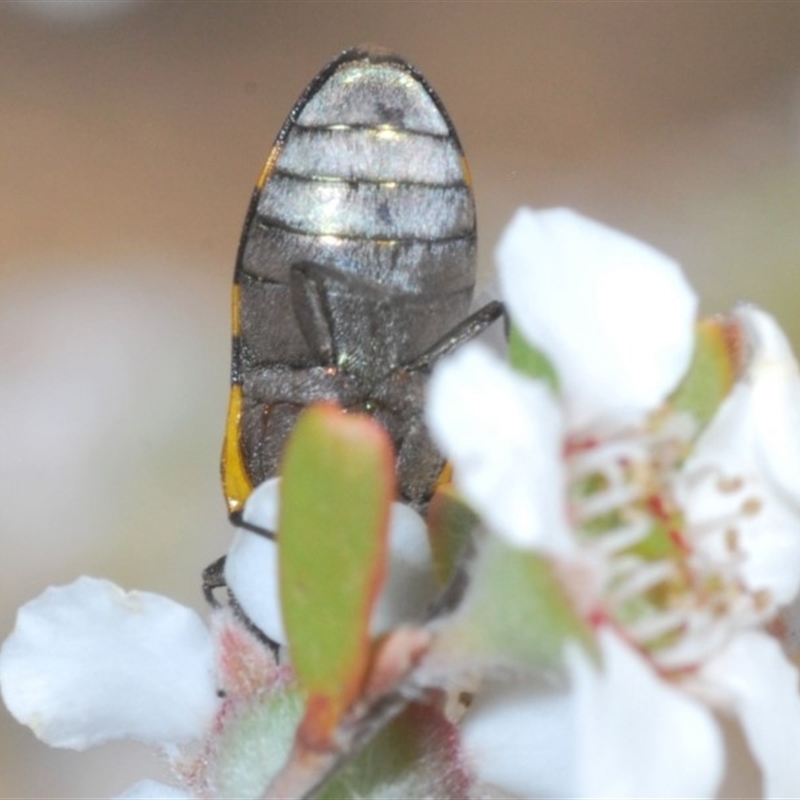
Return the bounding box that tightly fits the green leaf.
[669,318,736,429]
[431,537,594,670]
[316,702,469,800]
[508,324,559,390]
[279,403,394,739]
[426,486,480,587]
[212,687,304,800]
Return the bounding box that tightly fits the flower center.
[566,412,770,675]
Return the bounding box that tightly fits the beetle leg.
[227,510,277,540]
[202,555,228,607]
[396,416,446,509]
[289,262,337,364]
[202,554,282,657]
[239,366,360,488]
[240,399,305,486]
[405,299,505,373]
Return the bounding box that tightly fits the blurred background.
[2,2,800,796]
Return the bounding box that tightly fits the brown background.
[2,2,800,796]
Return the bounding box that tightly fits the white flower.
[225,476,439,644]
[427,207,800,799]
[0,480,441,798]
[114,779,194,800]
[498,207,697,432]
[0,576,218,751]
[460,630,724,799]
[0,572,296,799]
[0,577,216,797]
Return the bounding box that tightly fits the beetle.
[205,46,502,605]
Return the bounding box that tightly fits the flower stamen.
[563,412,777,675]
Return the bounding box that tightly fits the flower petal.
[679,362,800,606]
[569,628,724,798]
[226,477,286,644]
[459,676,576,799]
[228,478,438,642]
[0,577,217,750]
[497,208,697,431]
[113,780,193,799]
[736,305,800,509]
[225,527,286,645]
[703,630,800,799]
[426,342,572,553]
[371,501,439,634]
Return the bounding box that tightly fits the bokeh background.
[2,2,800,796]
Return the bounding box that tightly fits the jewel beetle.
[217,45,502,537]
[205,47,503,612]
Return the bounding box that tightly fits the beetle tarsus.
[202,555,228,607]
[202,553,282,658]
